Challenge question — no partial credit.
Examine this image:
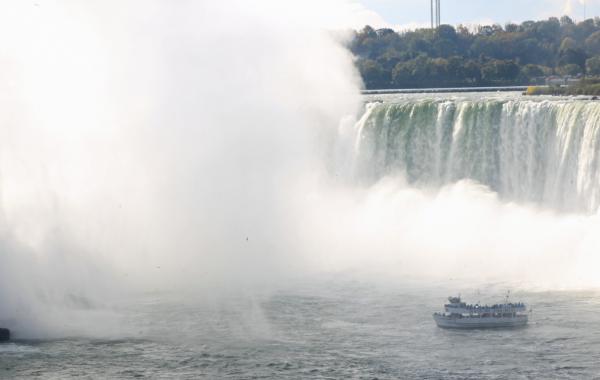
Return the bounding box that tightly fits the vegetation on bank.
[527,79,600,95]
[350,16,600,89]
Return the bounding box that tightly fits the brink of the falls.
[352,94,600,213]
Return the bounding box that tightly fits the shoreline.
[362,86,531,95]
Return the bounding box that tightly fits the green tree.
[358,59,391,88]
[560,63,583,75]
[482,60,520,82]
[585,31,600,55]
[560,37,577,51]
[586,56,600,75]
[560,16,574,26]
[349,17,600,89]
[559,47,587,69]
[437,25,457,41]
[521,64,545,79]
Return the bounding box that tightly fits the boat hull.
[433,314,528,329]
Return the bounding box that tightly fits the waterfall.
[352,96,600,213]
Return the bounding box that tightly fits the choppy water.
[3,279,600,379]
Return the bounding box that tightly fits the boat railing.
[445,303,526,312]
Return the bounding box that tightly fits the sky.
[351,0,600,30]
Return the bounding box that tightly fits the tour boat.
[433,294,528,329]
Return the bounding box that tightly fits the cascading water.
[2,1,600,346]
[352,95,600,213]
[5,2,600,378]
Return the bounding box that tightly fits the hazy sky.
[354,0,600,30]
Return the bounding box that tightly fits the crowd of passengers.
[448,302,525,309]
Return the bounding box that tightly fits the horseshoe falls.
[4,1,600,377]
[352,95,600,213]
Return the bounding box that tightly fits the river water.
[2,278,600,379]
[3,92,600,379]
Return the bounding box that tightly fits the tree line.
[350,16,600,89]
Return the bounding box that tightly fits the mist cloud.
[1,1,599,340]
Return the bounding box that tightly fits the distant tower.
[431,0,434,28]
[431,0,441,29]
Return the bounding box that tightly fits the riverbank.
[362,86,529,95]
[527,79,600,96]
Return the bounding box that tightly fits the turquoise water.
[354,93,600,213]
